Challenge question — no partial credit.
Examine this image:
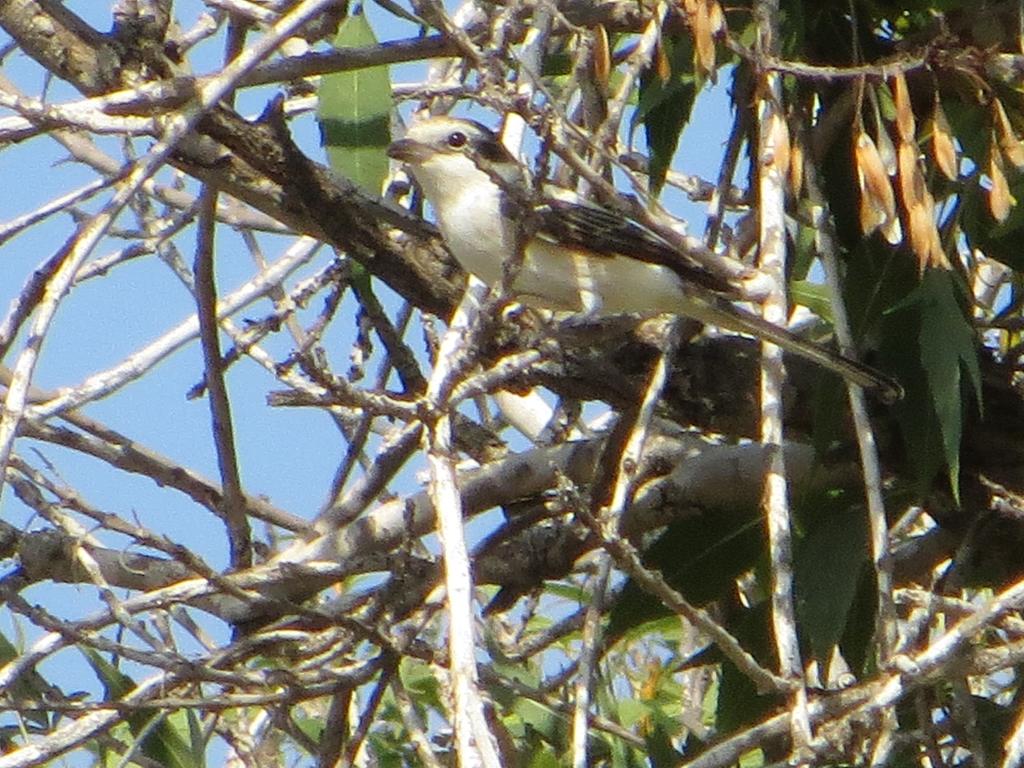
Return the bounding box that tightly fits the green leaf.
[525,746,562,768]
[318,6,392,194]
[185,709,207,768]
[608,503,764,640]
[399,657,444,712]
[612,614,683,649]
[644,721,682,768]
[902,270,981,501]
[973,695,1014,760]
[487,636,541,689]
[715,654,774,734]
[512,698,567,746]
[543,581,590,604]
[838,564,878,676]
[789,219,819,282]
[875,297,946,494]
[918,278,965,498]
[634,32,699,196]
[0,633,56,730]
[794,501,869,662]
[609,731,642,768]
[846,249,980,500]
[367,731,412,768]
[790,280,836,324]
[80,646,136,704]
[81,648,201,768]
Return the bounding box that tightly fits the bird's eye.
[446,131,468,148]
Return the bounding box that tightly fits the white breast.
[411,154,512,286]
[434,185,510,287]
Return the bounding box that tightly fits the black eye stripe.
[476,138,512,163]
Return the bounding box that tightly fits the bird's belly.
[514,239,688,315]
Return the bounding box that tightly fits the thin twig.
[195,185,251,569]
[801,131,898,664]
[337,664,397,768]
[754,0,811,754]
[423,285,502,768]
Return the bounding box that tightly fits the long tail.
[679,296,903,403]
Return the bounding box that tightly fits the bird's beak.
[386,137,431,164]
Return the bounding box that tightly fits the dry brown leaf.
[988,147,1015,223]
[891,73,916,143]
[592,24,610,87]
[930,97,958,180]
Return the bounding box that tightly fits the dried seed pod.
[764,109,790,175]
[913,189,942,270]
[707,0,725,35]
[993,99,1024,169]
[988,144,1015,223]
[866,87,898,176]
[859,177,905,245]
[855,129,899,242]
[859,181,884,238]
[880,204,904,245]
[891,72,916,143]
[874,107,898,176]
[926,223,950,269]
[906,204,932,267]
[930,96,958,180]
[592,24,611,87]
[691,0,716,76]
[789,129,805,199]
[896,140,942,267]
[897,140,926,210]
[653,36,671,83]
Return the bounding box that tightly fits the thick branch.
[0,0,121,95]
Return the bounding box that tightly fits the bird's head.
[387,117,525,198]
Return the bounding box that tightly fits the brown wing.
[534,199,737,296]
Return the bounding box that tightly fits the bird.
[387,116,902,402]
